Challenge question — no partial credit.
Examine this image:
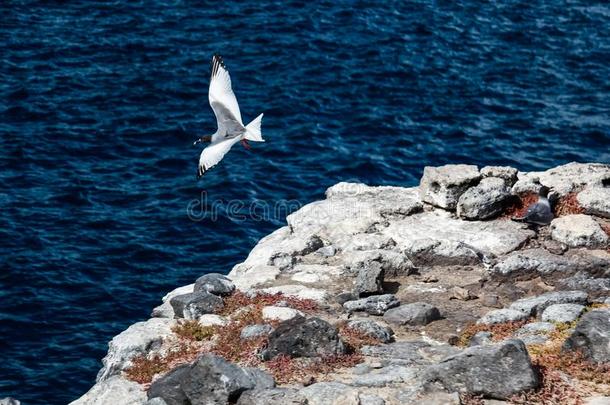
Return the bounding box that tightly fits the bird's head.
[193,135,212,146]
[538,185,550,198]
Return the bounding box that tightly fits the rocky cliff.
[71,162,610,405]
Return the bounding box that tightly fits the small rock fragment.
[194,273,235,296]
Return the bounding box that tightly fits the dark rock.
[383,302,441,326]
[343,294,400,315]
[355,263,384,297]
[346,320,394,343]
[194,273,235,296]
[237,388,307,405]
[148,364,191,405]
[169,291,224,319]
[263,316,346,360]
[422,339,539,400]
[563,309,610,363]
[336,291,356,305]
[182,355,274,404]
[183,292,224,319]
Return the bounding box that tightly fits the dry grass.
[457,319,530,347]
[219,290,318,317]
[265,353,362,384]
[127,290,359,386]
[338,323,383,350]
[509,367,584,405]
[172,320,215,341]
[124,344,200,385]
[554,192,584,217]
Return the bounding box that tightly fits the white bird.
[193,54,264,178]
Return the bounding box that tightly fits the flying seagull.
[193,54,264,178]
[512,185,554,225]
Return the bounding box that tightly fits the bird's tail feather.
[244,113,264,142]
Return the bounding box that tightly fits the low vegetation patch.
[172,320,215,341]
[265,353,363,385]
[124,344,200,385]
[457,319,530,347]
[124,291,366,386]
[554,192,584,217]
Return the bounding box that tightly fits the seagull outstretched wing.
[198,137,241,178]
[209,54,243,136]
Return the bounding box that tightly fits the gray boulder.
[263,316,346,360]
[457,177,511,220]
[577,186,610,218]
[240,324,274,340]
[344,249,415,278]
[181,292,224,320]
[193,273,235,296]
[383,302,441,326]
[149,355,274,405]
[419,164,481,210]
[476,309,529,325]
[354,263,384,297]
[169,292,223,319]
[481,166,518,186]
[96,318,175,382]
[70,375,146,405]
[405,238,481,267]
[422,339,539,399]
[361,341,431,366]
[512,162,610,197]
[550,214,609,248]
[346,320,394,343]
[147,364,191,405]
[0,399,20,405]
[563,309,610,363]
[490,248,609,279]
[541,303,585,323]
[509,290,588,317]
[343,294,400,315]
[237,388,307,405]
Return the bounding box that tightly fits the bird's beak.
[193,139,201,146]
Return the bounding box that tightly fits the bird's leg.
[241,139,251,150]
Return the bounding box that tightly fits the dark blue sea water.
[1,1,609,403]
